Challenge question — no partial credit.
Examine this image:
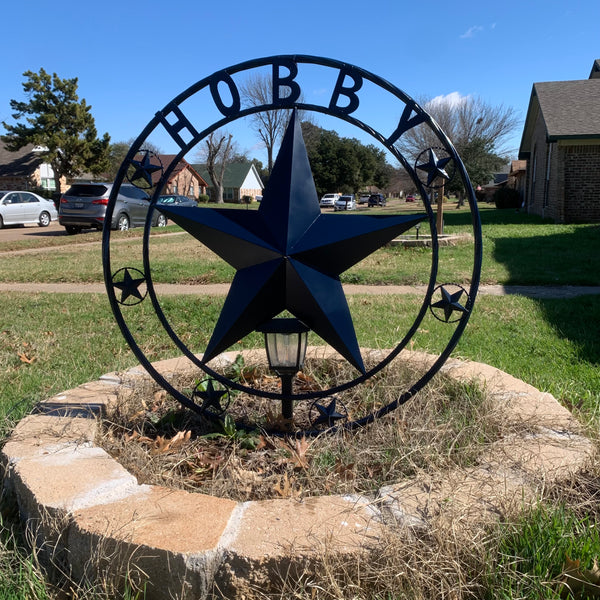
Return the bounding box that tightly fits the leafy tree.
[101,138,165,182]
[105,141,130,181]
[301,122,391,196]
[1,68,110,193]
[395,94,518,194]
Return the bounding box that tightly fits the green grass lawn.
[1,204,600,598]
[1,205,598,286]
[2,291,598,426]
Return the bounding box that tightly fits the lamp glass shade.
[259,318,309,372]
[265,331,307,370]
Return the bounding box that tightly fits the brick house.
[152,155,208,199]
[518,59,600,222]
[193,162,264,203]
[508,160,527,201]
[0,143,66,193]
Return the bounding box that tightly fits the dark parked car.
[59,183,167,234]
[157,194,197,208]
[368,193,386,207]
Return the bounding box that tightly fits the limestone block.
[2,414,97,464]
[214,495,383,598]
[69,486,238,600]
[11,445,144,526]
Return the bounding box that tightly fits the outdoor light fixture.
[415,222,421,240]
[258,318,309,420]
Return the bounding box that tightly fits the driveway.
[0,220,71,242]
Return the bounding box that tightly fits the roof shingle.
[534,79,600,139]
[0,143,45,178]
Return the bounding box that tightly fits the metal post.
[437,183,444,235]
[280,372,294,420]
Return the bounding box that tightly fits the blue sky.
[1,0,599,166]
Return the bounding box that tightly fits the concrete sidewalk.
[1,281,600,299]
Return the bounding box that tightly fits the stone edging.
[1,350,594,599]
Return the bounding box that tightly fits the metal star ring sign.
[102,55,482,434]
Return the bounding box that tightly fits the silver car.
[320,193,341,207]
[59,182,167,234]
[334,194,356,211]
[0,191,58,228]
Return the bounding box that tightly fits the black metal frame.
[102,55,482,434]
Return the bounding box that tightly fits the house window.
[190,184,194,196]
[173,184,178,194]
[40,178,56,191]
[223,188,234,201]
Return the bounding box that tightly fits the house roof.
[192,162,263,188]
[0,143,45,178]
[150,155,208,187]
[519,61,600,159]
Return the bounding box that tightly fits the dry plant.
[217,513,499,600]
[99,356,527,503]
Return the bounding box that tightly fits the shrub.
[197,194,210,204]
[494,187,522,209]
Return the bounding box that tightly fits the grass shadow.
[486,214,600,386]
[532,295,600,368]
[492,225,600,285]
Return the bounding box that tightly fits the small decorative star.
[193,379,229,415]
[430,285,469,322]
[112,268,147,304]
[128,150,162,188]
[311,397,347,428]
[416,148,453,187]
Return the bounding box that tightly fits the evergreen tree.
[2,68,110,193]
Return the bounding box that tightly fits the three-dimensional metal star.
[158,110,427,374]
[128,151,162,188]
[112,268,146,304]
[431,286,469,322]
[416,149,453,186]
[193,379,228,414]
[311,398,347,427]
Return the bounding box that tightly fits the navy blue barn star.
[158,110,427,374]
[128,150,162,188]
[193,379,229,415]
[112,268,146,304]
[416,148,452,187]
[431,285,469,322]
[312,398,347,428]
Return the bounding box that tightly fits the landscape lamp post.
[258,318,309,421]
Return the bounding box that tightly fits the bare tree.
[240,74,291,174]
[395,94,520,188]
[197,131,235,204]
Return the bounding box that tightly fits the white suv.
[319,193,341,207]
